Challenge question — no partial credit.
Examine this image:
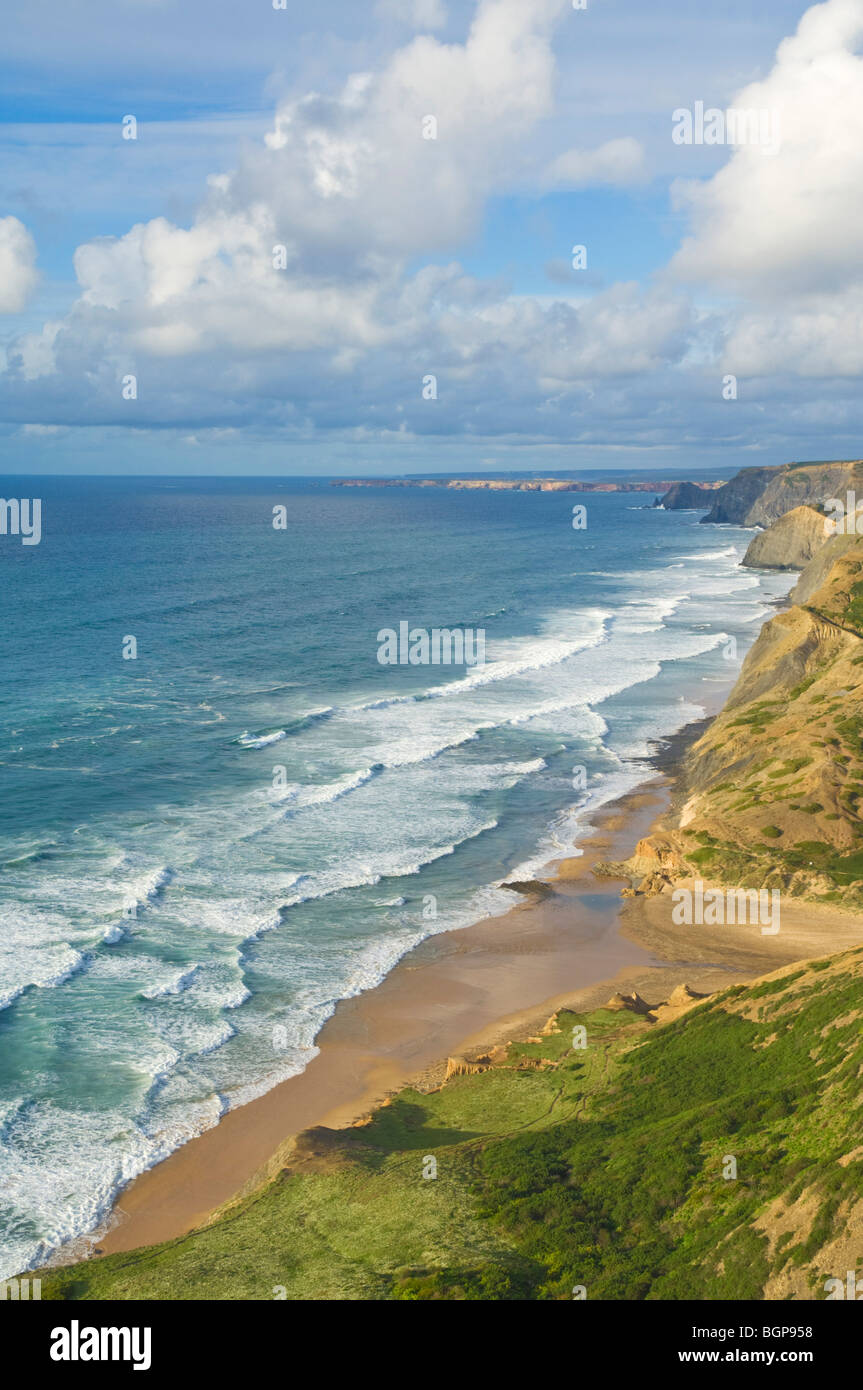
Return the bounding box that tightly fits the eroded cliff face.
[624,538,863,904]
[700,459,863,528]
[699,466,783,525]
[741,505,831,570]
[791,531,863,604]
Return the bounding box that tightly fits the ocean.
[0,475,794,1275]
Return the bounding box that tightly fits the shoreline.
[77,776,669,1259]
[51,694,863,1267]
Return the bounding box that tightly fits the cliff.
[792,531,863,603]
[654,480,718,510]
[626,536,863,904]
[700,459,863,527]
[741,505,831,570]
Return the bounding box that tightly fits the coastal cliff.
[792,531,863,603]
[741,505,831,570]
[656,480,719,510]
[697,459,863,527]
[626,535,863,905]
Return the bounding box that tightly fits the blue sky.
[1,0,862,475]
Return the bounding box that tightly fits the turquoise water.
[0,476,793,1273]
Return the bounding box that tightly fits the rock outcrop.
[741,505,831,570]
[651,984,708,1025]
[444,1054,491,1080]
[604,990,652,1015]
[656,481,722,510]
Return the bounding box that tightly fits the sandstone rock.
[444,1054,490,1080]
[604,990,652,1015]
[667,984,705,1006]
[742,506,831,571]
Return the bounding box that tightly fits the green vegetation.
[789,676,818,699]
[847,581,863,636]
[34,953,863,1302]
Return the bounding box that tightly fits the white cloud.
[664,0,863,386]
[253,0,568,264]
[0,216,39,312]
[667,0,863,376]
[543,137,646,189]
[7,0,863,456]
[4,0,611,394]
[721,286,863,378]
[672,0,863,296]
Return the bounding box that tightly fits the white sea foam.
[0,943,87,1012]
[140,966,201,1000]
[237,729,287,748]
[130,865,172,905]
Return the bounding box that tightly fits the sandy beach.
[76,723,863,1263]
[88,781,664,1255]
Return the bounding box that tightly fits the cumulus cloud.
[543,137,646,189]
[718,287,863,378]
[6,0,863,453]
[32,0,573,349]
[0,216,39,312]
[668,0,863,375]
[672,0,863,295]
[3,0,685,434]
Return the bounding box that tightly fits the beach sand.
[80,737,863,1262]
[89,782,663,1256]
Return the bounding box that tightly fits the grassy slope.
[37,950,863,1301]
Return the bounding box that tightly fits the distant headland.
[330,476,725,494]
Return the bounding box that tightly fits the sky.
[1,0,862,476]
